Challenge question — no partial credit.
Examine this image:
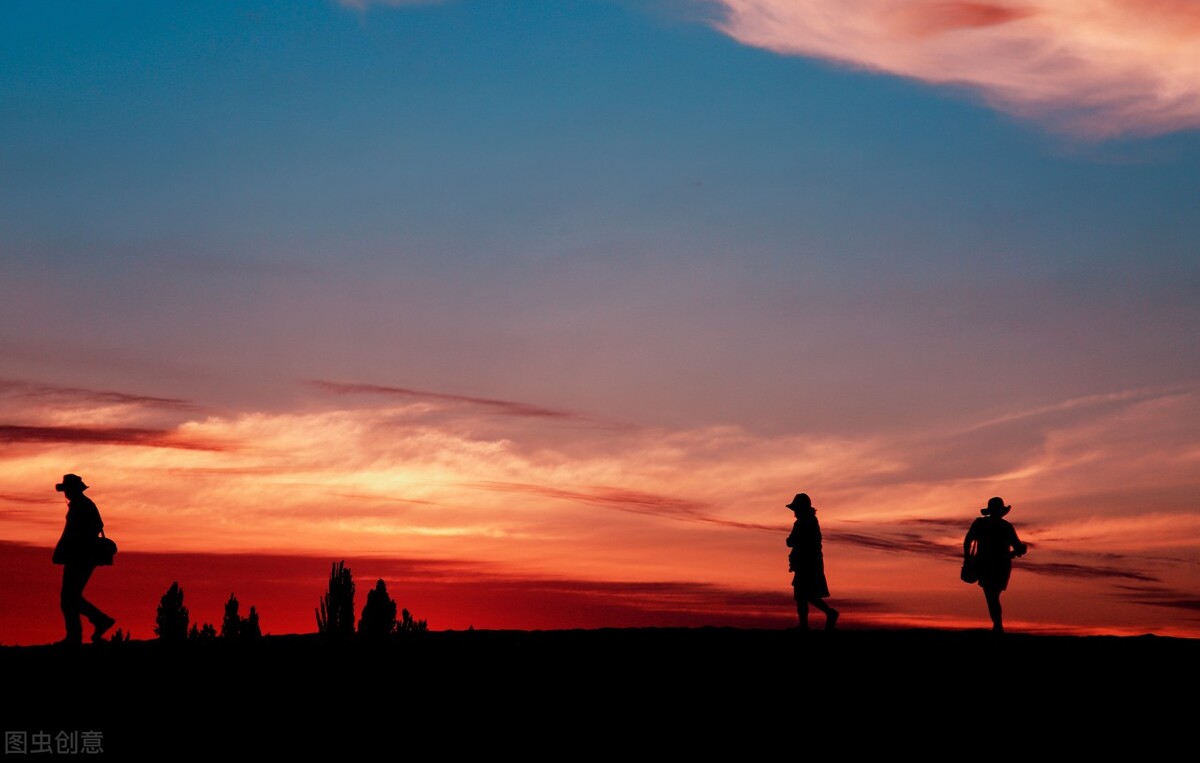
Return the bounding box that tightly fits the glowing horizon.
[2,376,1197,644]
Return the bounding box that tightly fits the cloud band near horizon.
[2,376,1197,639]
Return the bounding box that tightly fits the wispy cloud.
[470,480,781,531]
[955,385,1194,434]
[0,379,202,437]
[709,0,1200,136]
[0,379,195,412]
[0,491,57,505]
[310,380,602,423]
[832,529,956,557]
[1022,559,1157,582]
[841,386,1200,490]
[0,424,227,451]
[833,520,1167,583]
[1113,584,1200,613]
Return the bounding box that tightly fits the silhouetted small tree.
[316,561,355,638]
[243,605,262,639]
[155,582,189,642]
[111,628,131,643]
[358,579,398,639]
[398,607,428,634]
[222,593,240,639]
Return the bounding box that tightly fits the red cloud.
[889,2,1036,35]
[0,424,227,451]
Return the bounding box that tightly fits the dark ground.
[2,627,1194,755]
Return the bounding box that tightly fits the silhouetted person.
[964,496,1027,634]
[786,493,838,630]
[52,474,115,645]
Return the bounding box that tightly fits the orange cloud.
[711,0,1200,136]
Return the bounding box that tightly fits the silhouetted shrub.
[222,593,262,640]
[111,628,131,643]
[155,582,189,642]
[189,622,217,641]
[358,579,398,639]
[316,561,355,638]
[398,607,428,634]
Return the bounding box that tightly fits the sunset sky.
[3,0,1199,645]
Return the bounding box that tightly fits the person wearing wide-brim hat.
[963,497,1027,633]
[52,474,115,645]
[786,493,838,630]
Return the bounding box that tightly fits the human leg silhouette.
[797,599,838,630]
[61,563,113,643]
[984,586,1003,633]
[810,598,839,630]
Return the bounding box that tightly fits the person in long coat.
[53,474,115,644]
[786,493,838,630]
[963,496,1027,633]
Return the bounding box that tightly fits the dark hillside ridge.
[3,627,1192,754]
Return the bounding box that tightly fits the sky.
[2,0,1199,644]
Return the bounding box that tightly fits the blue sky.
[6,2,1197,428]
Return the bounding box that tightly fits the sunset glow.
[3,377,1197,643]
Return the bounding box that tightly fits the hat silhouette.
[786,493,813,511]
[55,474,88,492]
[981,496,1010,517]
